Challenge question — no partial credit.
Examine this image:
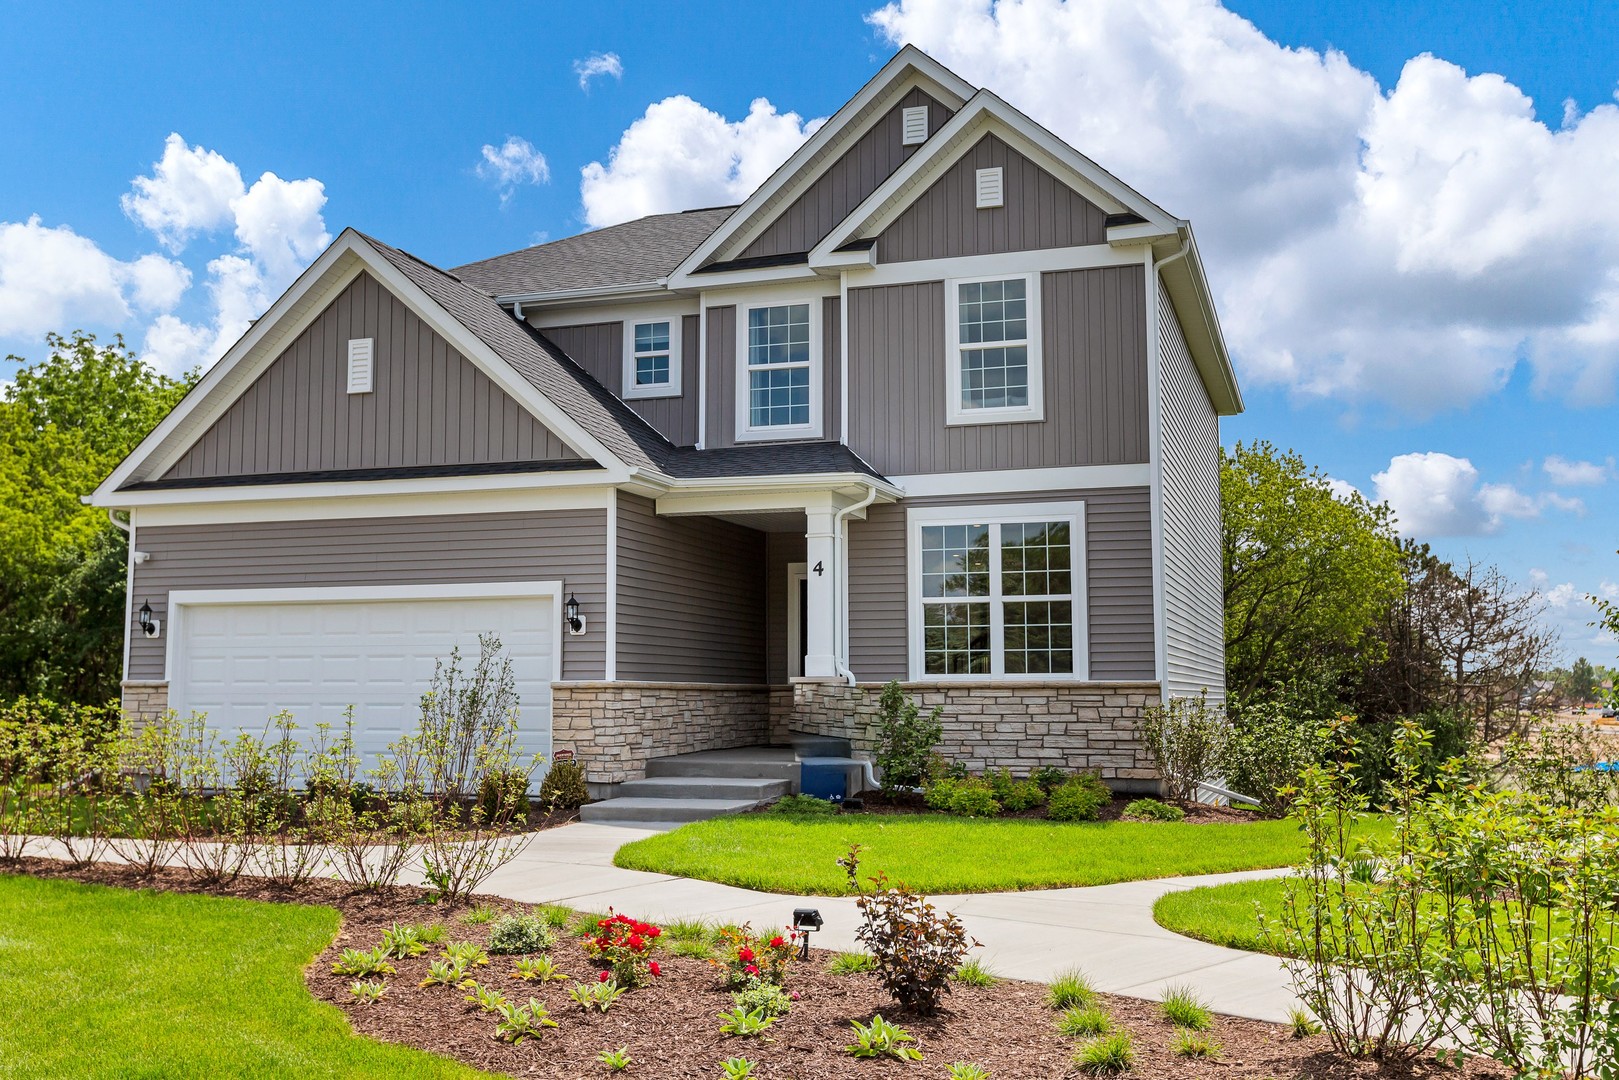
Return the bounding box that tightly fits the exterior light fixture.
[138,600,161,639]
[792,907,823,960]
[565,593,585,635]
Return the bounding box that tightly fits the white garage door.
[168,584,555,782]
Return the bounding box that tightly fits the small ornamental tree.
[1138,692,1230,802]
[872,681,942,792]
[838,844,977,1015]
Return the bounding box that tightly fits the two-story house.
[92,47,1240,812]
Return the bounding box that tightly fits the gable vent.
[975,167,1005,209]
[901,105,929,146]
[347,338,374,394]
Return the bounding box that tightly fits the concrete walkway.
[452,823,1299,1024]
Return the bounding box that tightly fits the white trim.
[106,469,615,511]
[838,273,850,446]
[122,517,136,684]
[131,484,616,527]
[605,488,618,681]
[944,272,1043,426]
[495,281,668,306]
[164,581,566,686]
[696,296,708,449]
[734,297,824,443]
[524,300,699,331]
[683,264,821,290]
[786,562,807,679]
[849,245,1142,288]
[621,310,685,400]
[905,501,1089,682]
[892,464,1153,498]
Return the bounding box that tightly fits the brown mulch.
[11,858,1507,1079]
[821,791,1258,824]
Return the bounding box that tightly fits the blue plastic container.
[799,761,847,802]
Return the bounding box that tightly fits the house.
[91,47,1240,805]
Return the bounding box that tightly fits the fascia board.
[1158,233,1243,416]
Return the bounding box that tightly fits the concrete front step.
[615,775,791,801]
[643,747,800,782]
[578,797,760,824]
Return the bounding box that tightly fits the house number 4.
[813,561,825,576]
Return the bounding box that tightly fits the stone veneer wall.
[774,679,1162,792]
[553,682,772,785]
[121,681,169,722]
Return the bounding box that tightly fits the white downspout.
[832,485,878,686]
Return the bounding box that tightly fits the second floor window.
[622,316,682,399]
[745,302,813,431]
[945,273,1044,425]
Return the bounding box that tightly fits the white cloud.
[477,137,552,205]
[230,173,330,282]
[573,51,624,91]
[1543,454,1613,485]
[1372,450,1584,537]
[580,96,822,228]
[0,216,188,340]
[1533,571,1619,656]
[866,0,1619,414]
[120,133,245,252]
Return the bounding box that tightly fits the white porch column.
[803,503,840,678]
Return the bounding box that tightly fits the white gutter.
[832,485,879,686]
[494,280,669,306]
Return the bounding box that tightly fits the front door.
[787,562,807,678]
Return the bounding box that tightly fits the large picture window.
[944,273,1043,425]
[736,298,822,440]
[909,503,1086,680]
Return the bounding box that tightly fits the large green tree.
[0,332,193,702]
[1222,440,1404,702]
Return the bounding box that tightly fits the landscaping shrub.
[537,757,589,811]
[922,775,1001,817]
[1045,968,1096,1010]
[873,680,942,791]
[1029,765,1069,793]
[1121,797,1183,822]
[1057,1005,1112,1037]
[839,844,976,1015]
[845,1014,922,1061]
[1138,691,1230,802]
[766,793,839,816]
[986,768,1045,812]
[731,977,793,1018]
[714,923,797,987]
[487,912,556,955]
[1223,694,1329,815]
[1073,1031,1134,1074]
[1046,774,1110,822]
[581,911,664,986]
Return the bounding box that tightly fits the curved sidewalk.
[462,822,1299,1024]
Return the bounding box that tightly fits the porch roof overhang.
[633,469,900,519]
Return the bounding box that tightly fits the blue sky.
[2,0,1615,662]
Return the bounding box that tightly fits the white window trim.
[621,314,683,400]
[734,297,824,442]
[906,501,1088,682]
[944,272,1044,426]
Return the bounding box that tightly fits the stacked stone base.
[121,682,169,722]
[552,682,771,786]
[771,679,1162,793]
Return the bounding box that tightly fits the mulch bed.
[827,791,1256,824]
[10,857,1507,1079]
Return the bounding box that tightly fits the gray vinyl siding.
[846,267,1148,475]
[615,494,767,682]
[1159,284,1225,699]
[740,88,953,260]
[127,509,608,682]
[765,532,808,685]
[848,488,1156,682]
[878,133,1108,262]
[704,299,840,449]
[541,316,700,447]
[164,272,579,480]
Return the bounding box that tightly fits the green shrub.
[477,769,532,821]
[1139,691,1230,802]
[924,776,1002,817]
[845,1014,922,1061]
[873,680,943,791]
[1159,984,1212,1030]
[952,957,998,987]
[460,904,498,925]
[947,1064,990,1080]
[1121,797,1183,822]
[987,768,1045,812]
[732,977,793,1018]
[827,951,878,975]
[1173,1031,1221,1058]
[538,758,590,811]
[488,912,555,955]
[1047,774,1111,822]
[1057,1006,1113,1037]
[1224,691,1331,816]
[841,845,974,1015]
[767,793,839,816]
[1046,968,1096,1010]
[1029,765,1069,793]
[1074,1031,1134,1074]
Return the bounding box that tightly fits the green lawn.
[1152,876,1289,953]
[612,814,1375,895]
[0,874,495,1079]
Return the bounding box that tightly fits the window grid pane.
[921,524,990,598]
[635,354,670,386]
[1001,521,1071,596]
[1004,600,1074,674]
[960,346,1029,410]
[923,601,992,675]
[748,367,810,427]
[634,321,671,354]
[747,304,810,366]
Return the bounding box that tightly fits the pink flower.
[745,964,759,976]
[598,970,610,983]
[789,991,801,1001]
[649,961,661,977]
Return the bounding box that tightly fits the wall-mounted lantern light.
[138,600,161,639]
[565,593,586,636]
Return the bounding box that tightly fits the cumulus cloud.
[476,137,551,205]
[120,133,245,252]
[573,51,624,91]
[580,96,822,228]
[866,0,1619,414]
[1531,570,1619,654]
[1372,451,1583,537]
[1543,455,1613,485]
[0,216,189,340]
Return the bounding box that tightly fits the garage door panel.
[170,593,553,783]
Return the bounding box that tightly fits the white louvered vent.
[347,338,374,394]
[975,167,1005,209]
[901,105,929,145]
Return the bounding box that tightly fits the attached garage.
[166,583,560,776]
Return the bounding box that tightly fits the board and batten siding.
[540,316,701,447]
[127,510,608,683]
[1158,284,1226,699]
[615,494,767,682]
[163,272,579,480]
[848,488,1156,682]
[739,88,954,260]
[877,133,1109,263]
[702,298,841,449]
[845,267,1148,475]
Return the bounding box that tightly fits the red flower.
[745,964,759,976]
[649,926,663,938]
[737,947,755,962]
[598,970,610,983]
[769,936,785,949]
[649,961,661,977]
[627,934,646,951]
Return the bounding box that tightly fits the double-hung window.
[737,299,821,440]
[945,273,1043,425]
[909,503,1086,679]
[622,316,682,399]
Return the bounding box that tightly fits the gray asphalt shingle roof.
[451,207,736,298]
